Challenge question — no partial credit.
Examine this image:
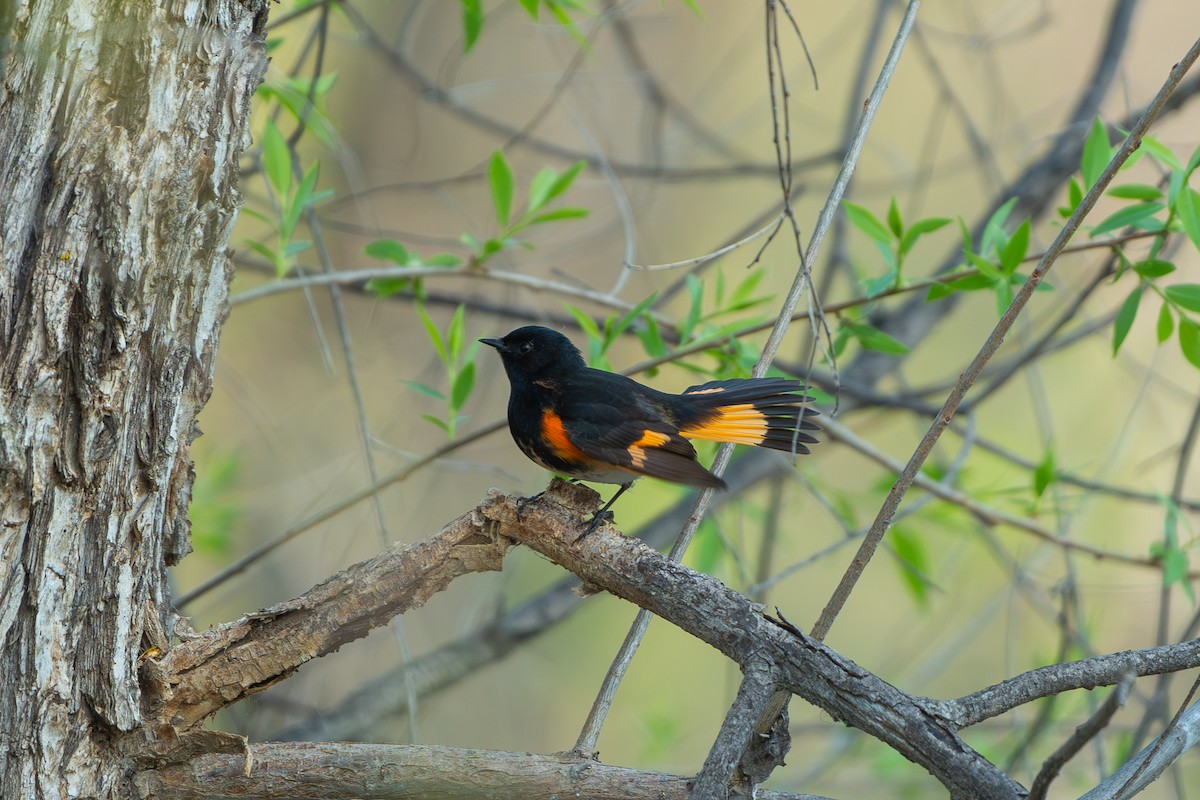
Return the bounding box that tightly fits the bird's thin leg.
[575,483,632,542]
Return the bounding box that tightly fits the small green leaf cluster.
[565,295,660,371]
[406,305,479,439]
[462,151,589,264]
[461,0,594,54]
[670,270,776,376]
[1073,118,1200,366]
[363,241,463,300]
[1149,498,1193,603]
[926,199,1037,316]
[244,114,334,277]
[844,197,950,298]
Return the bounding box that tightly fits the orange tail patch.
[680,404,770,447]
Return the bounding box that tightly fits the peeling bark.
[0,1,268,797]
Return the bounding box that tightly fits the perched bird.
[481,325,819,535]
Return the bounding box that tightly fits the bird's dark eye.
[518,341,534,354]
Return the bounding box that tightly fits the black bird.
[481,325,819,535]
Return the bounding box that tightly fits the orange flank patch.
[627,430,670,469]
[680,403,768,446]
[541,409,589,461]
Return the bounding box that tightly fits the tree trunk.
[0,1,267,797]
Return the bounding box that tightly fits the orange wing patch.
[627,429,671,469]
[541,409,590,461]
[679,403,768,447]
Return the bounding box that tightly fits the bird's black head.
[480,326,586,383]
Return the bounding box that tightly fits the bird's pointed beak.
[479,337,505,352]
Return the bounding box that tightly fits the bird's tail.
[678,378,820,454]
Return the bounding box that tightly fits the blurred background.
[172,1,1200,796]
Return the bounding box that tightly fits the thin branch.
[939,640,1200,729]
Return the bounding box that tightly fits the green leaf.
[450,361,476,410]
[966,252,1004,281]
[608,293,659,343]
[461,0,484,53]
[1000,219,1030,273]
[1179,317,1200,369]
[1187,140,1200,174]
[489,151,514,228]
[531,160,586,212]
[845,321,910,355]
[1090,202,1165,237]
[1157,301,1175,343]
[448,306,468,362]
[243,239,277,264]
[1166,284,1200,313]
[1107,183,1164,201]
[519,207,589,227]
[1133,259,1175,279]
[517,0,538,15]
[863,271,898,299]
[260,118,292,196]
[889,526,932,608]
[564,304,603,345]
[1033,448,1056,501]
[365,238,411,265]
[843,202,894,246]
[1060,177,1083,219]
[899,216,951,256]
[926,272,995,300]
[981,197,1019,256]
[424,253,463,267]
[1112,286,1142,355]
[1176,187,1200,253]
[417,304,448,365]
[400,380,446,401]
[283,161,323,238]
[886,197,904,239]
[1139,136,1184,170]
[527,167,558,213]
[421,413,452,434]
[728,270,767,311]
[366,277,412,297]
[638,316,667,358]
[1081,117,1112,188]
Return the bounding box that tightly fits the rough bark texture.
[146,508,512,729]
[134,742,835,800]
[0,1,268,797]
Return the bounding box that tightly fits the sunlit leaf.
[843,201,893,246]
[489,150,514,228]
[1165,284,1200,313]
[1157,301,1175,343]
[1081,117,1112,188]
[1112,286,1141,355]
[1179,317,1200,369]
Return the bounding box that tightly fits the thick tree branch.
[150,509,511,728]
[488,480,1025,799]
[133,742,833,800]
